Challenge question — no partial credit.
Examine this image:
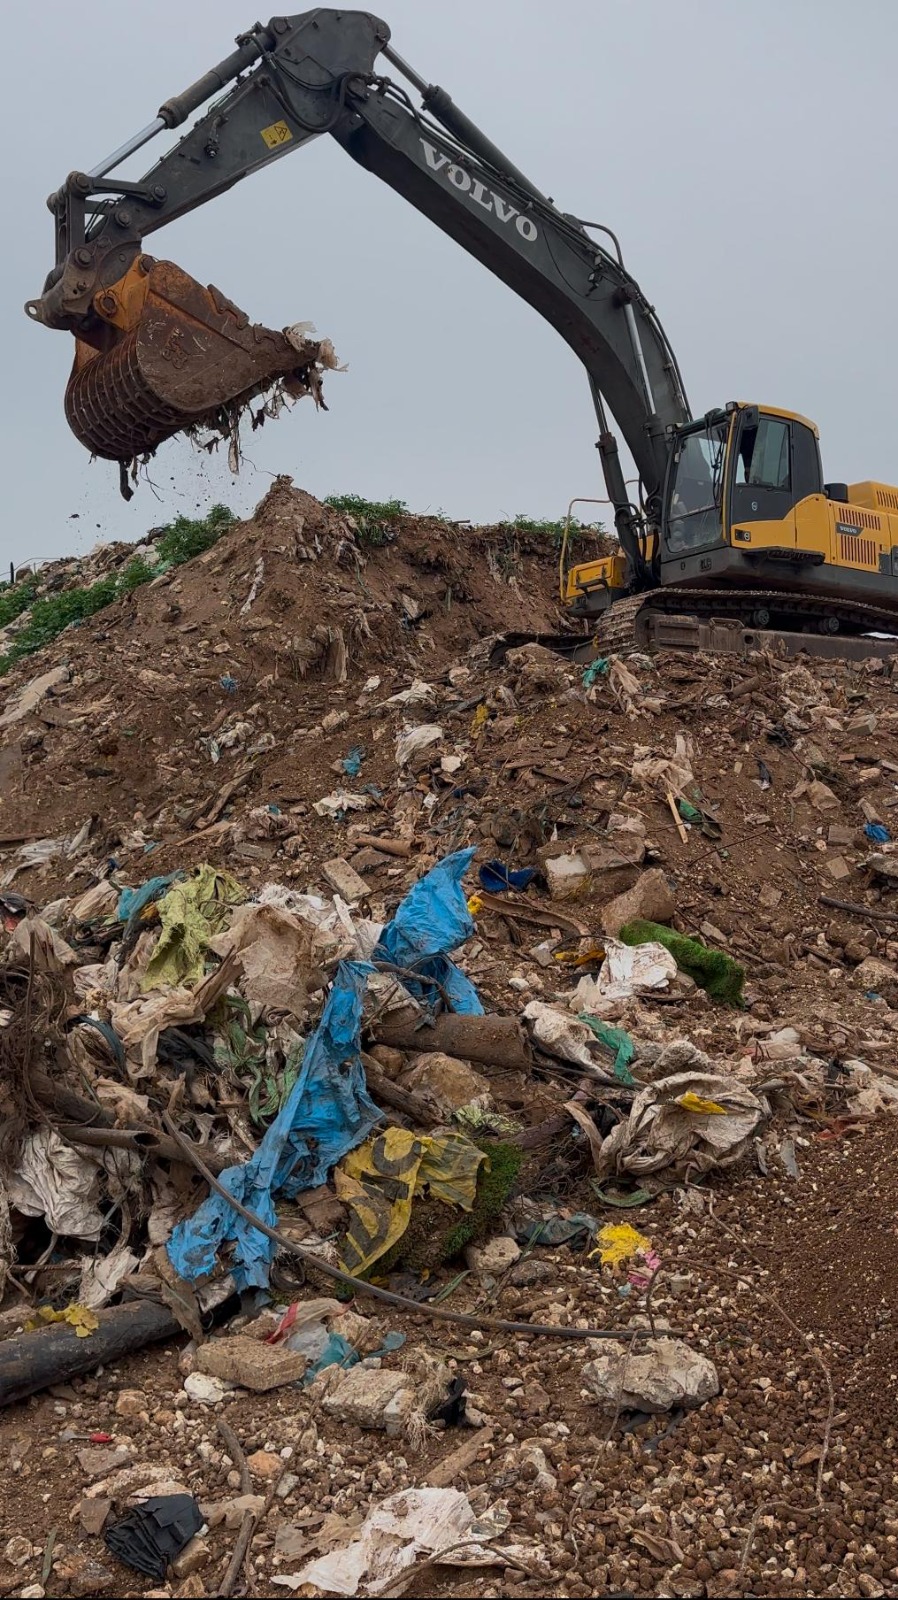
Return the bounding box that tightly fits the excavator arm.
[27,9,691,578]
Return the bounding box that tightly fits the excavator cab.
[658,402,898,618]
[659,403,827,577]
[566,400,898,635]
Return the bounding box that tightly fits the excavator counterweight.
[62,256,323,460]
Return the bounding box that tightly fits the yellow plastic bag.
[336,1127,485,1276]
[592,1222,652,1266]
[676,1091,728,1116]
[25,1303,99,1338]
[142,864,244,990]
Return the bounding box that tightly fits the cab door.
[729,412,797,551]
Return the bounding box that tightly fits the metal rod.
[579,220,625,266]
[624,300,657,414]
[381,41,430,96]
[89,117,166,179]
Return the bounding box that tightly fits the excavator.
[26,8,898,659]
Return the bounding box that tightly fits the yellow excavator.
[26,9,898,660]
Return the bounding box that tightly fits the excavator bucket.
[64,255,324,462]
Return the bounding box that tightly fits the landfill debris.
[594,1071,766,1183]
[583,1337,719,1414]
[601,867,677,936]
[620,919,746,1003]
[105,1494,204,1581]
[192,1334,307,1391]
[589,936,678,1001]
[275,1485,527,1596]
[336,1127,485,1276]
[5,479,898,1590]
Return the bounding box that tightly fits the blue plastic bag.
[478,860,536,894]
[117,873,182,922]
[374,847,483,1015]
[168,851,483,1289]
[168,962,381,1290]
[865,822,891,844]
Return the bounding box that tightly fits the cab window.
[736,417,791,490]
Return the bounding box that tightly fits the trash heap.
[4,480,898,1598]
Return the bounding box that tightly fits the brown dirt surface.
[4,480,898,1597]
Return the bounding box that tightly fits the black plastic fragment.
[105,1493,203,1580]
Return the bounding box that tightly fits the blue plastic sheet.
[583,658,610,686]
[374,847,483,1015]
[865,822,891,844]
[168,962,381,1290]
[117,874,182,922]
[168,851,483,1289]
[478,859,536,894]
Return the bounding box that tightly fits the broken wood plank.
[820,894,898,927]
[666,788,689,844]
[425,1427,494,1488]
[360,1054,441,1125]
[474,889,588,938]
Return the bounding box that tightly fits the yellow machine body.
[565,404,898,618]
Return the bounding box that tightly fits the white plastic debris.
[594,1071,766,1182]
[395,723,443,768]
[274,1486,514,1597]
[8,1129,104,1240]
[313,789,373,818]
[239,556,265,614]
[383,679,436,707]
[592,937,677,1000]
[523,1000,611,1076]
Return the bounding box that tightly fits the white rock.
[583,1336,719,1414]
[464,1236,521,1276]
[183,1371,230,1405]
[321,1366,415,1430]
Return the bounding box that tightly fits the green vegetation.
[497,512,605,545]
[0,577,38,629]
[324,492,408,546]
[155,504,235,565]
[0,504,234,677]
[440,1141,525,1261]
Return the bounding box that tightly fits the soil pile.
[2,480,898,1599]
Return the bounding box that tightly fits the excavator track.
[594,588,898,659]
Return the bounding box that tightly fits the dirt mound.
[7,481,898,1597]
[0,478,586,860]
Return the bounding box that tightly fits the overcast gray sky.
[5,0,898,570]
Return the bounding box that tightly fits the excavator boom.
[27,9,688,571]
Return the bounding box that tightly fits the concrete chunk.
[544,851,591,901]
[194,1334,306,1392]
[601,868,676,937]
[321,1366,415,1430]
[583,1336,719,1414]
[321,855,371,901]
